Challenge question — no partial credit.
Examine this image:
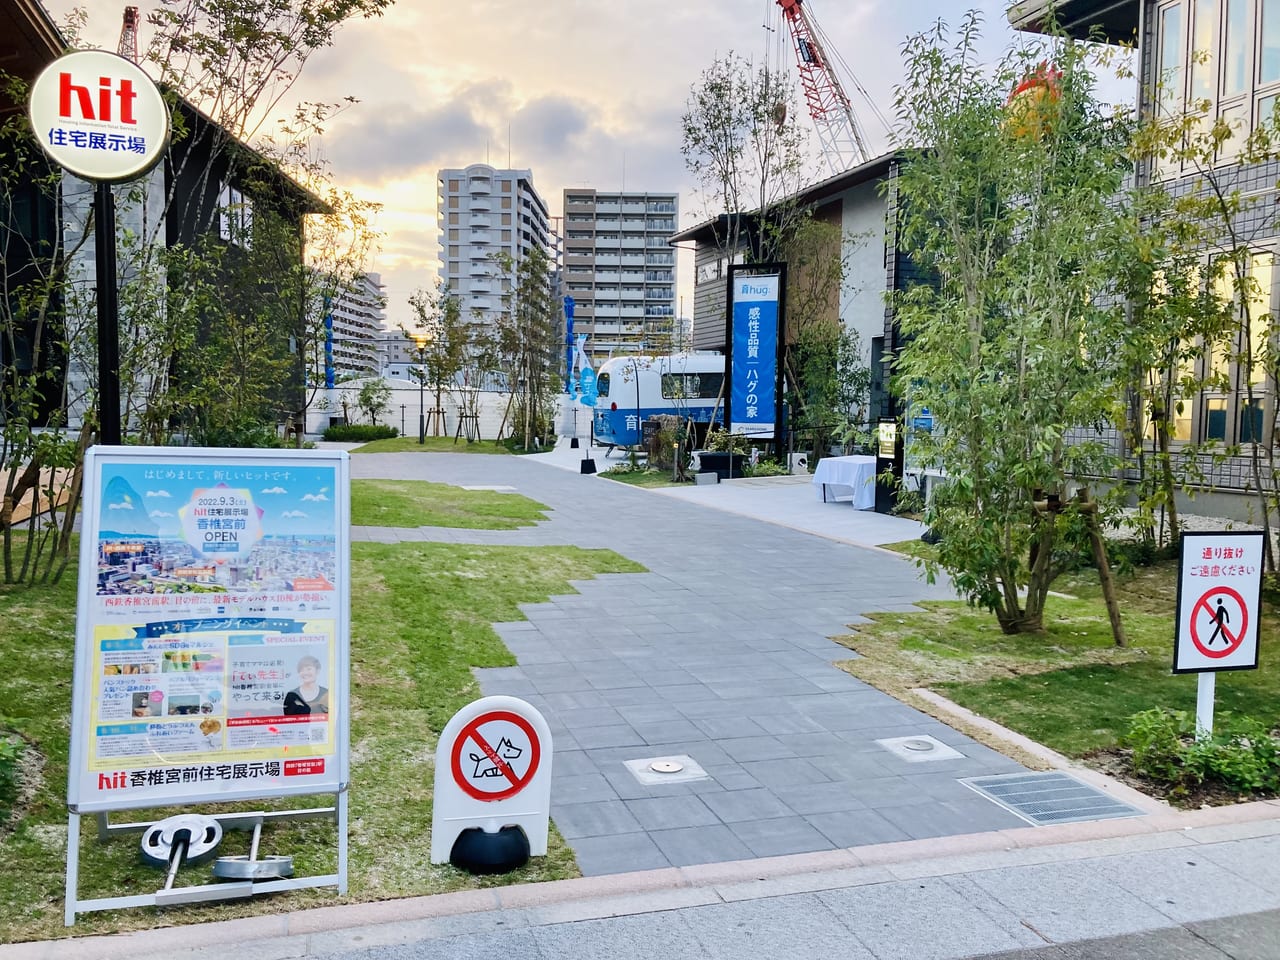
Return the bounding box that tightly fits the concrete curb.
[11,800,1280,960]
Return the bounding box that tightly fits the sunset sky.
[46,1,1130,331]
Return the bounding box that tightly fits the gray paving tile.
[1188,909,1280,960]
[569,830,672,876]
[700,787,796,823]
[718,735,799,762]
[773,780,869,815]
[727,815,835,858]
[818,876,1044,960]
[737,756,832,788]
[624,795,721,831]
[572,723,647,749]
[1090,847,1280,924]
[680,893,877,960]
[550,800,643,839]
[528,908,705,958]
[804,809,912,847]
[649,823,755,867]
[632,718,707,744]
[964,860,1178,942]
[551,773,619,805]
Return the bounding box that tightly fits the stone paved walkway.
[350,451,1034,874]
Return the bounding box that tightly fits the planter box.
[698,451,748,480]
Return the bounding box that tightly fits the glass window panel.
[1248,252,1273,385]
[1219,101,1248,155]
[1240,397,1265,441]
[1191,0,1218,105]
[1261,93,1280,129]
[1206,396,1229,439]
[1263,0,1280,83]
[1224,0,1248,97]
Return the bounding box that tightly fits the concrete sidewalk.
[12,802,1280,959]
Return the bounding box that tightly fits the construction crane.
[775,0,870,173]
[117,6,139,63]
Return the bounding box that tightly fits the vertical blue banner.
[730,274,780,437]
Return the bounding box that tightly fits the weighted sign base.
[450,825,530,875]
[64,796,348,926]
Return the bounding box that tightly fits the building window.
[1155,0,1280,164]
[502,181,512,192]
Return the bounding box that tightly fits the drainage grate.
[960,771,1145,826]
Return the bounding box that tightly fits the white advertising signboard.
[28,49,170,183]
[1174,530,1264,674]
[68,447,350,813]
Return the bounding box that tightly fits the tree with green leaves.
[487,248,560,450]
[892,14,1130,635]
[681,52,809,262]
[406,284,469,437]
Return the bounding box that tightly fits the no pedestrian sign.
[1174,531,1263,673]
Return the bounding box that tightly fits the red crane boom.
[776,0,868,172]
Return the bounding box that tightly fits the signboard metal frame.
[64,446,351,924]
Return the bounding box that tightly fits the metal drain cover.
[876,734,965,763]
[650,759,684,774]
[624,755,709,785]
[961,771,1145,826]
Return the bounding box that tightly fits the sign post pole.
[1196,671,1216,740]
[94,181,121,445]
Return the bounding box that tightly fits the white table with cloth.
[812,455,877,510]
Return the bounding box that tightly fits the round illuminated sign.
[28,49,170,183]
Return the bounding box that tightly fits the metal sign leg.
[64,812,80,927]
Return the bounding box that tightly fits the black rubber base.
[449,825,531,875]
[570,437,580,448]
[580,458,597,475]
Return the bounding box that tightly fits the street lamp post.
[413,335,427,444]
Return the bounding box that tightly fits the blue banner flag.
[730,275,780,437]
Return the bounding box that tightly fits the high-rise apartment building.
[437,164,551,335]
[561,189,679,366]
[321,271,385,383]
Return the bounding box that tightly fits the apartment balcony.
[620,306,645,318]
[595,272,621,283]
[620,237,645,249]
[620,288,644,300]
[468,179,492,194]
[621,202,645,214]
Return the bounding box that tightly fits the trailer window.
[596,373,609,397]
[661,372,723,400]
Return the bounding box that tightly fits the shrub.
[1124,708,1280,796]
[0,735,21,814]
[323,424,399,442]
[198,418,289,448]
[744,458,790,477]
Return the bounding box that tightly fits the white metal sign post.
[1173,531,1264,737]
[65,447,351,924]
[431,696,552,864]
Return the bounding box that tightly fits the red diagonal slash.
[470,729,519,786]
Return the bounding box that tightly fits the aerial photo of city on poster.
[94,462,337,612]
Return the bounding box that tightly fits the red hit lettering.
[117,78,137,124]
[58,72,94,119]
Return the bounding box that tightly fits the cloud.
[108,501,134,511]
[301,493,330,502]
[260,486,288,495]
[145,490,171,498]
[327,100,489,179]
[148,510,174,519]
[281,510,308,519]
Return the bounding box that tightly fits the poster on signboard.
[726,265,785,440]
[68,447,350,813]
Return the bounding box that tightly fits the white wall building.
[437,164,551,338]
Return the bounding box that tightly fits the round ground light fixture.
[649,759,685,774]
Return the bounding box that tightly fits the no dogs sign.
[1174,532,1263,673]
[430,696,553,864]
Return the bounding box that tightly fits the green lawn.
[350,478,548,529]
[598,466,688,488]
[844,553,1280,757]
[350,436,514,455]
[0,540,643,941]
